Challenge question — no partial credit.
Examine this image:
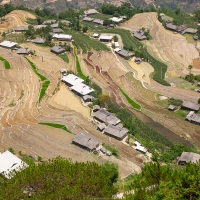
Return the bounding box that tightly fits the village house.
[99,35,113,42]
[32,38,46,44]
[34,25,47,30]
[133,29,147,40]
[186,111,200,125]
[178,152,200,165]
[84,9,99,16]
[97,123,106,132]
[176,24,187,33]
[14,26,28,32]
[114,42,120,48]
[0,40,17,49]
[70,82,94,96]
[116,49,134,59]
[50,45,65,54]
[92,33,99,38]
[182,28,198,34]
[16,48,29,55]
[104,124,128,141]
[93,105,100,112]
[168,105,178,111]
[52,34,72,41]
[109,17,123,24]
[182,100,200,112]
[83,17,94,22]
[82,95,95,102]
[134,141,148,154]
[52,28,64,33]
[43,20,56,24]
[165,23,177,31]
[93,108,121,125]
[50,23,59,28]
[0,150,28,179]
[72,132,99,151]
[93,19,104,26]
[61,74,84,86]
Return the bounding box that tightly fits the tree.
[2,32,6,37]
[198,98,200,104]
[102,162,119,183]
[175,7,181,15]
[82,26,88,33]
[103,19,112,26]
[0,158,117,199]
[113,35,118,42]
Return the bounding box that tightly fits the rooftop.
[50,23,59,28]
[61,74,84,86]
[14,26,28,31]
[104,124,128,139]
[51,45,65,54]
[182,100,200,111]
[166,23,177,31]
[84,9,99,15]
[117,49,134,58]
[93,19,104,25]
[70,82,94,96]
[186,111,200,124]
[72,132,99,150]
[0,150,28,179]
[52,28,64,33]
[83,17,94,22]
[34,25,47,30]
[109,17,123,23]
[32,38,46,44]
[99,35,113,40]
[16,48,29,54]
[178,152,200,164]
[133,30,147,40]
[0,40,17,48]
[43,20,56,24]
[53,34,72,40]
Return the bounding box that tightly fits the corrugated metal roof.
[61,74,84,86]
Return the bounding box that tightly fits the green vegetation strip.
[120,88,141,110]
[25,57,50,102]
[73,47,87,80]
[59,54,69,63]
[65,30,110,53]
[102,143,119,158]
[0,56,11,69]
[38,122,71,133]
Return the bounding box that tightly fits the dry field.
[0,10,36,33]
[0,44,147,177]
[120,12,200,77]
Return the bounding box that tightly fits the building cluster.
[168,100,200,125]
[61,73,94,102]
[93,106,128,141]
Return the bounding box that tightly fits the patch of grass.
[59,54,69,63]
[4,33,26,43]
[73,47,87,80]
[38,122,71,133]
[26,18,38,25]
[175,110,187,117]
[18,90,24,100]
[120,88,141,110]
[8,101,16,107]
[102,143,119,158]
[25,57,50,103]
[155,99,168,107]
[0,56,11,69]
[64,29,110,53]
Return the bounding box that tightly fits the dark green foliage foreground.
[0,158,117,199]
[124,162,200,200]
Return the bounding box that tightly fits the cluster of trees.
[125,162,200,199]
[101,3,156,19]
[0,158,118,199]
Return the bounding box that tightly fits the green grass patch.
[64,29,109,53]
[4,33,26,44]
[25,57,50,103]
[38,122,71,133]
[26,18,38,25]
[175,110,187,118]
[73,47,87,80]
[102,143,119,158]
[0,56,11,69]
[120,88,141,110]
[59,54,69,63]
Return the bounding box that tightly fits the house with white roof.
[109,17,123,23]
[84,9,99,16]
[52,34,72,41]
[99,35,113,42]
[0,150,28,179]
[0,41,17,49]
[61,74,84,86]
[70,82,94,96]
